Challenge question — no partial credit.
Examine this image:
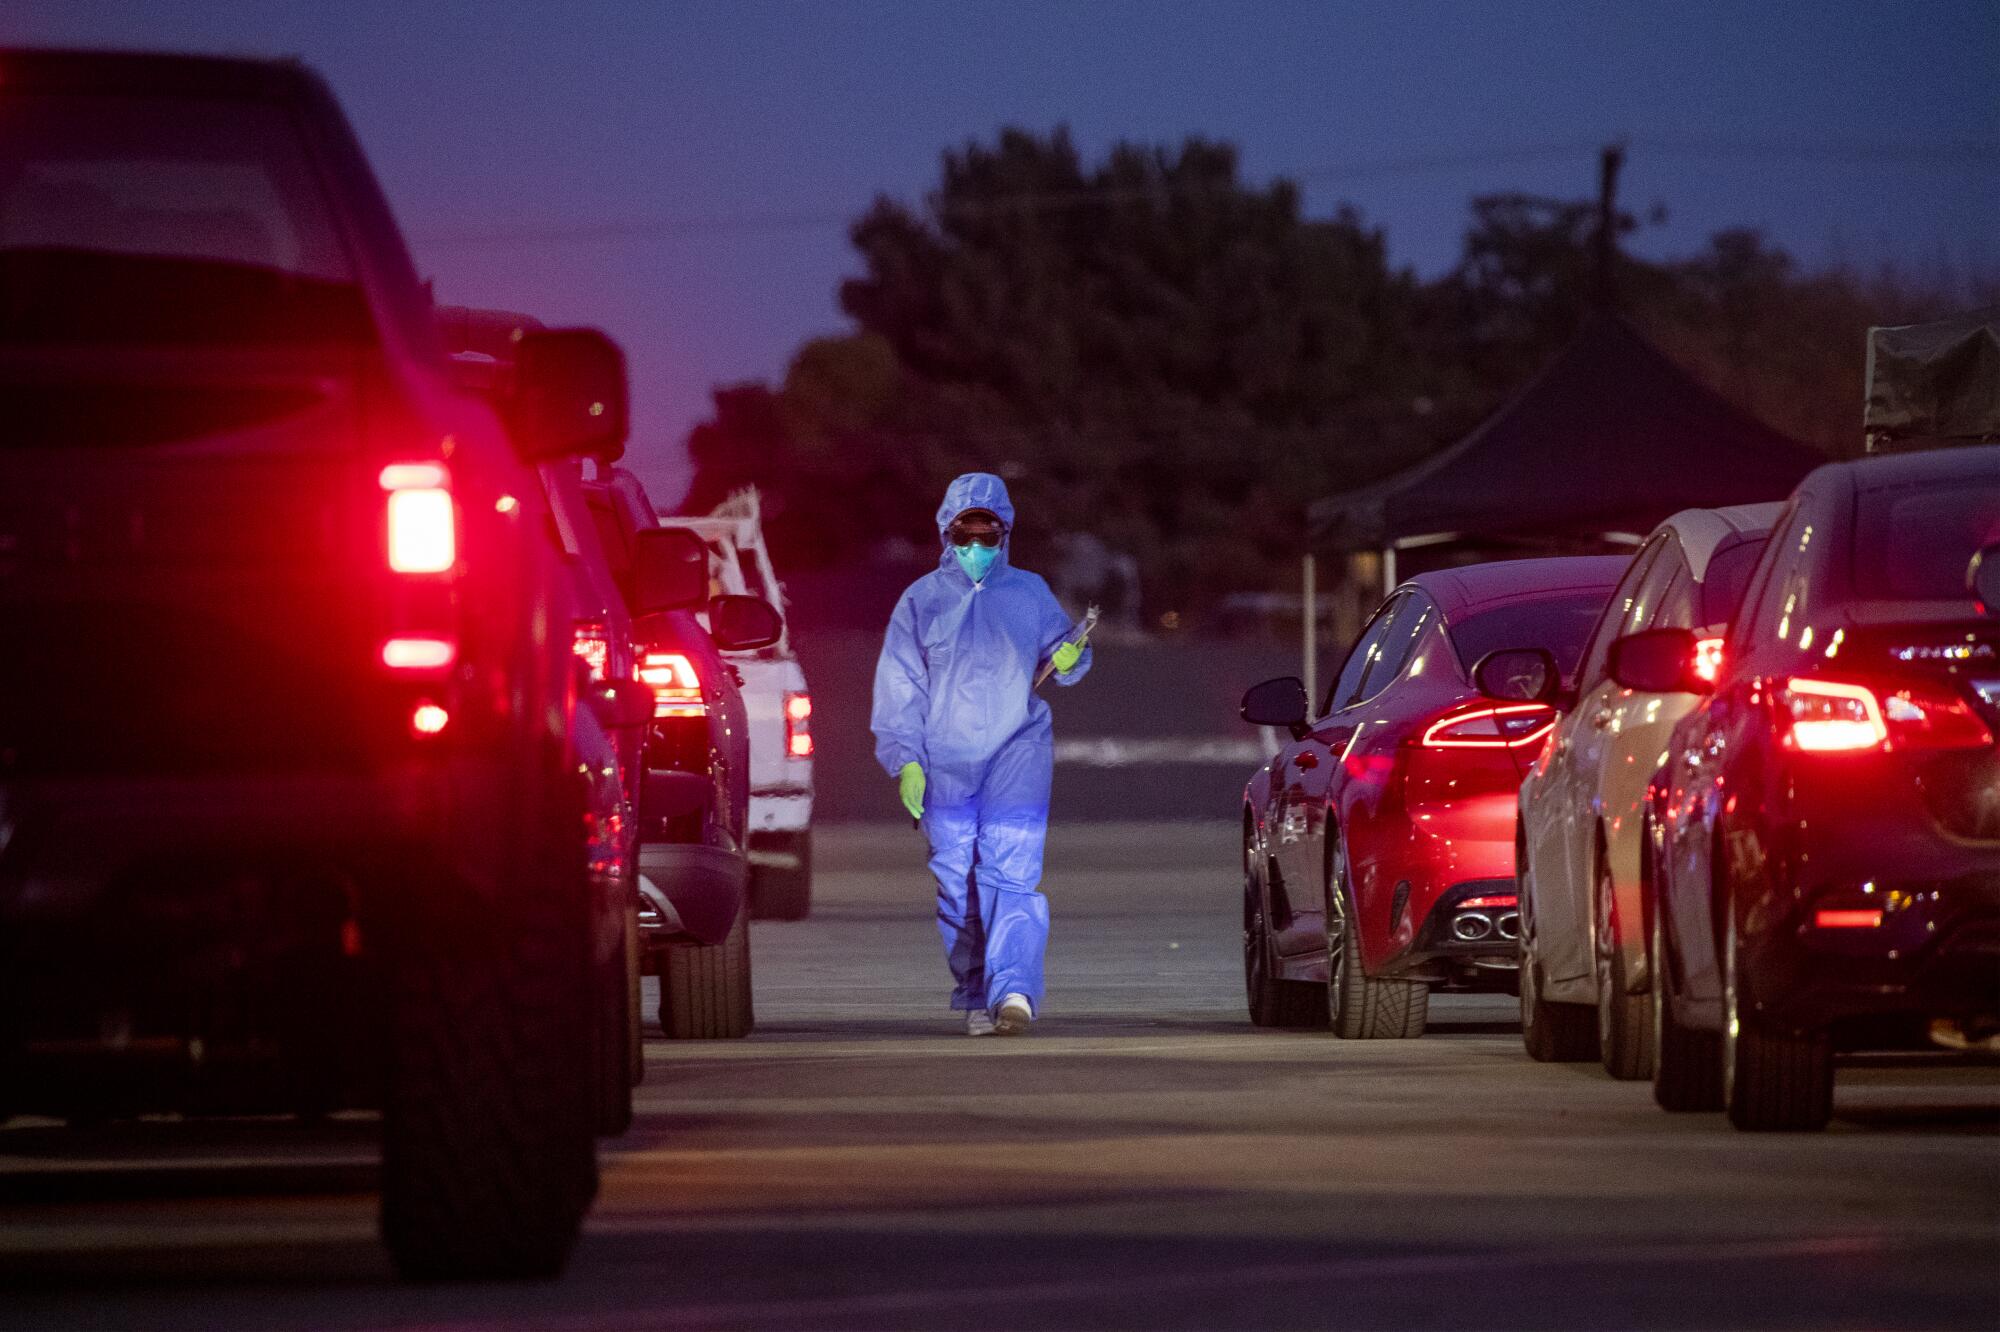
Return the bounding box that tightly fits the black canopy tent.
[1311,315,1827,588]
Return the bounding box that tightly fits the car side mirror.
[709,595,783,652]
[506,328,629,463]
[1241,676,1310,739]
[1472,647,1561,704]
[628,527,709,616]
[588,677,657,729]
[1969,543,2000,615]
[1608,627,1709,694]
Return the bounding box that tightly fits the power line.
[408,137,1999,249]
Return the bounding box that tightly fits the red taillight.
[641,652,705,718]
[409,702,450,736]
[382,636,456,671]
[1421,703,1557,750]
[573,621,610,681]
[1693,636,1726,685]
[1814,908,1883,929]
[1460,894,1517,910]
[381,461,456,574]
[1781,677,1991,754]
[784,691,813,760]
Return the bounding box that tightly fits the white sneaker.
[993,993,1033,1036]
[964,1008,996,1037]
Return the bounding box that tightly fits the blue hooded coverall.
[870,473,1091,1016]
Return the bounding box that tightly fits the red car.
[1239,556,1626,1037]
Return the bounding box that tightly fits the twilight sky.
[7,1,1996,505]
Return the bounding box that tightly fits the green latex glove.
[897,761,926,820]
[1051,640,1083,674]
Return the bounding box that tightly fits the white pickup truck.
[658,490,815,919]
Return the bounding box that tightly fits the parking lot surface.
[3,822,1996,1330]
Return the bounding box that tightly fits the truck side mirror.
[628,527,709,616]
[709,595,783,652]
[507,328,628,463]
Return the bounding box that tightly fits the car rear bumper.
[749,785,813,834]
[1746,865,2000,1036]
[637,841,746,947]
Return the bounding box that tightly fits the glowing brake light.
[573,621,610,681]
[641,652,705,717]
[1814,908,1883,929]
[784,691,814,759]
[380,462,456,574]
[1781,677,1990,753]
[409,702,450,736]
[382,636,456,671]
[1693,636,1726,685]
[1459,894,1517,910]
[1421,703,1557,750]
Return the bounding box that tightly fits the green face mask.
[953,543,999,583]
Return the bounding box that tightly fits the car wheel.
[1243,847,1327,1029]
[1722,905,1832,1131]
[750,830,813,921]
[1519,868,1596,1062]
[380,791,597,1281]
[658,899,754,1039]
[1325,835,1427,1039]
[1649,859,1721,1111]
[1594,852,1655,1081]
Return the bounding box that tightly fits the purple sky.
[8,1,1997,506]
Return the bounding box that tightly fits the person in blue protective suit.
[871,473,1093,1036]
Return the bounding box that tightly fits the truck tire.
[593,892,639,1137]
[750,830,813,921]
[658,901,753,1039]
[380,800,598,1281]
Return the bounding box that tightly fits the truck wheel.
[750,830,813,921]
[593,891,639,1137]
[658,901,753,1039]
[380,806,598,1281]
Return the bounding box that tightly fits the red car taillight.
[641,652,705,718]
[1780,677,1991,754]
[380,461,456,574]
[1420,702,1558,750]
[573,621,610,681]
[784,691,813,759]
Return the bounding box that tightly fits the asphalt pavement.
[2,822,1996,1330]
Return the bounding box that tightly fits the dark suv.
[582,472,781,1040]
[0,51,631,1277]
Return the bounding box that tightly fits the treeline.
[684,127,1991,618]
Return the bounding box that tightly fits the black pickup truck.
[0,50,631,1279]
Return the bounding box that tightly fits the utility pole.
[1301,553,1317,716]
[1593,140,1626,311]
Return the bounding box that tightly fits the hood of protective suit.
[934,472,1015,581]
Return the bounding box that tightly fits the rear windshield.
[1855,482,2000,601]
[0,92,370,345]
[1450,589,1610,676]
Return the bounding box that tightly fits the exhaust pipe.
[1496,911,1520,941]
[1451,911,1494,942]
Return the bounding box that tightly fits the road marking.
[1055,737,1270,766]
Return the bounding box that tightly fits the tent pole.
[1302,553,1317,714]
